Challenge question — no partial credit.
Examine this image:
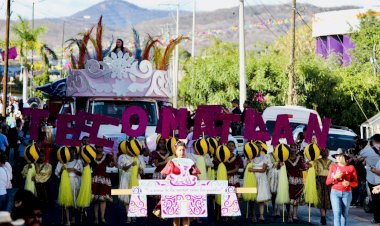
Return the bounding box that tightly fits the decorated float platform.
[112,158,257,218]
[37,52,172,100]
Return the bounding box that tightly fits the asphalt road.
[35,174,373,226]
[40,196,373,226]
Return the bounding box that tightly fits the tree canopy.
[179,13,380,132]
[11,16,57,90]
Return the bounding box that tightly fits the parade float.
[37,16,187,147]
[33,16,336,220]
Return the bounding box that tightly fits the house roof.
[361,112,380,126]
[312,8,380,37]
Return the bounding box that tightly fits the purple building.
[312,8,379,66]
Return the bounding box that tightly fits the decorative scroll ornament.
[64,53,172,98]
[66,70,90,96]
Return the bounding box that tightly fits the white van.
[262,106,322,135]
[293,126,357,161]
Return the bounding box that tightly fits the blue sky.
[1,0,379,20]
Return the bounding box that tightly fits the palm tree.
[12,16,57,86]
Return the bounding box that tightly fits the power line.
[245,0,280,39]
[13,0,51,18]
[254,0,289,34]
[0,1,5,12]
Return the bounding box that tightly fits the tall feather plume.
[65,38,82,51]
[89,36,97,56]
[95,16,103,61]
[70,51,77,69]
[103,37,114,59]
[78,26,94,69]
[132,27,142,61]
[159,36,189,70]
[153,46,162,69]
[142,35,160,60]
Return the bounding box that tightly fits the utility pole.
[2,0,10,116]
[159,2,180,107]
[173,0,180,108]
[239,0,246,110]
[30,1,35,98]
[60,21,65,78]
[287,0,297,105]
[191,0,196,57]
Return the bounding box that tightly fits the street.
[40,196,373,226]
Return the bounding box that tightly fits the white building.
[360,112,380,139]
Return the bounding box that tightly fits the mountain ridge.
[0,1,361,55]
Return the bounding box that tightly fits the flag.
[1,47,18,61]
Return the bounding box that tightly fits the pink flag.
[1,47,18,61]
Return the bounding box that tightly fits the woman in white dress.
[249,150,271,223]
[118,152,146,223]
[55,147,83,225]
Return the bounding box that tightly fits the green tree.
[11,16,57,87]
[180,17,380,132]
[349,11,380,66]
[334,11,380,129]
[179,39,240,107]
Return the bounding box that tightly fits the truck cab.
[39,55,173,145]
[87,98,160,138]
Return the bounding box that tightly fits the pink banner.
[304,113,331,148]
[243,109,270,142]
[271,114,295,146]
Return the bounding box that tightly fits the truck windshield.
[266,120,306,136]
[89,100,158,126]
[326,134,356,151]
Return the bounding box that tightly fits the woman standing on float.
[111,39,133,57]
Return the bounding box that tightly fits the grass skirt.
[242,163,257,201]
[275,165,289,204]
[304,166,318,206]
[196,156,207,180]
[130,157,139,188]
[25,164,36,195]
[58,169,74,207]
[216,163,227,205]
[77,165,92,208]
[208,168,215,180]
